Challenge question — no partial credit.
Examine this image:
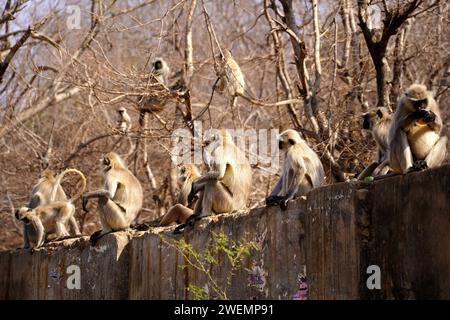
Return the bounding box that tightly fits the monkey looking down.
[389,84,447,173]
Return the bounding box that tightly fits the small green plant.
[162,231,257,300]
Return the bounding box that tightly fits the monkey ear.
[376,109,383,118]
[288,138,296,145]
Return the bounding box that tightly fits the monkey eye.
[180,168,185,174]
[288,138,295,145]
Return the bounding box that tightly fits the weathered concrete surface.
[306,164,450,299]
[0,165,449,299]
[128,205,306,299]
[0,232,132,299]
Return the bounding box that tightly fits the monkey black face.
[154,60,162,71]
[412,98,428,110]
[15,208,31,223]
[279,138,295,149]
[362,113,372,130]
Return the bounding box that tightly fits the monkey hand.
[82,195,89,212]
[187,185,199,206]
[413,109,435,124]
[266,195,282,206]
[279,197,290,211]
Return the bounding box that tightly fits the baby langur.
[174,129,252,233]
[16,169,86,248]
[266,130,325,210]
[159,164,201,226]
[389,84,447,173]
[357,107,392,180]
[216,49,245,124]
[82,152,143,245]
[116,107,131,134]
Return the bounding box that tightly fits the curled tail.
[51,169,87,203]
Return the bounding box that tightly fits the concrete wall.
[1,165,449,300]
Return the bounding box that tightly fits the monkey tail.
[51,169,87,203]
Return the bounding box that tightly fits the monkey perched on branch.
[216,49,245,125]
[140,57,171,114]
[116,106,131,134]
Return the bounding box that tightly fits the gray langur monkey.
[216,49,245,125]
[159,164,201,226]
[174,129,252,233]
[140,57,171,114]
[266,129,325,210]
[17,169,86,248]
[357,107,392,180]
[82,152,143,245]
[116,107,131,134]
[15,201,77,248]
[389,84,447,174]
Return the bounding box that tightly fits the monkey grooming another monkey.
[358,107,392,180]
[266,129,325,210]
[159,164,201,226]
[174,129,252,233]
[82,152,143,245]
[389,84,447,174]
[15,201,77,248]
[21,169,86,249]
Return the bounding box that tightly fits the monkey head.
[101,152,126,172]
[404,84,430,111]
[15,207,34,224]
[40,168,55,180]
[152,57,169,75]
[178,164,190,183]
[278,129,303,151]
[362,107,390,130]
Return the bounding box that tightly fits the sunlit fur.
[389,84,447,173]
[83,152,143,243]
[358,107,392,179]
[15,201,77,248]
[217,50,245,97]
[19,168,85,249]
[159,164,201,226]
[271,129,325,200]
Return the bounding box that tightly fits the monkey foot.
[280,198,289,211]
[266,195,282,206]
[409,160,428,172]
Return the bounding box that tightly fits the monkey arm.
[266,177,284,206]
[28,194,42,209]
[279,166,306,210]
[188,168,224,204]
[82,186,117,212]
[269,177,283,197]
